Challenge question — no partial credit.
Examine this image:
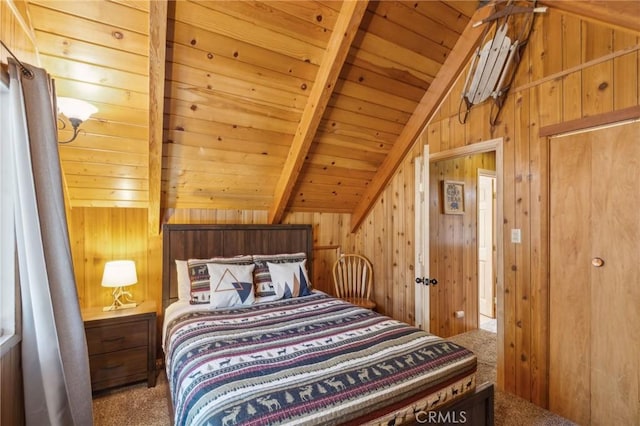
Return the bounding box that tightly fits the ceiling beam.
[148,0,168,236]
[539,1,639,34]
[268,0,369,224]
[350,3,494,232]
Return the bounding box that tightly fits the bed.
[162,224,494,425]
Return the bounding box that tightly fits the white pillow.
[267,260,312,298]
[207,262,255,308]
[187,255,253,304]
[175,260,191,301]
[253,252,307,301]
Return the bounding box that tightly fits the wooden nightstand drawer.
[86,320,148,355]
[89,346,148,386]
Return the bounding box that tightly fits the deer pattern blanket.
[164,293,477,426]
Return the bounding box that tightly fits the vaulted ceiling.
[23,0,639,232]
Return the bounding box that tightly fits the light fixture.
[101,260,138,312]
[57,97,98,144]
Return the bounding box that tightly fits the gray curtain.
[8,59,93,425]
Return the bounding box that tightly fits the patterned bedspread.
[164,293,477,426]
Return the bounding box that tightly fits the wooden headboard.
[162,224,313,311]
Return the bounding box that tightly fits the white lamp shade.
[57,97,98,122]
[102,260,137,288]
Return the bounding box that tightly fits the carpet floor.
[92,329,575,425]
[447,329,575,426]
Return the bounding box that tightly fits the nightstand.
[82,300,157,392]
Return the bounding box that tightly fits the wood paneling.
[0,342,23,426]
[549,122,640,424]
[548,128,593,424]
[68,207,153,309]
[75,0,475,214]
[11,0,633,222]
[269,0,369,223]
[350,4,490,228]
[539,0,640,34]
[17,0,486,219]
[358,7,640,409]
[26,0,150,209]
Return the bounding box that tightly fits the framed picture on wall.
[443,180,465,214]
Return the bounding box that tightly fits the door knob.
[415,277,428,285]
[591,257,604,267]
[415,277,438,286]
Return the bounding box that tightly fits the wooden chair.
[333,254,376,310]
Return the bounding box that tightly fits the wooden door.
[549,121,640,425]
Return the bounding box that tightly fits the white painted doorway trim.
[414,144,430,332]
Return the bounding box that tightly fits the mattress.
[164,292,477,426]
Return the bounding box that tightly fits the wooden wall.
[361,7,639,409]
[1,1,37,424]
[69,208,362,310]
[0,342,23,426]
[68,207,156,308]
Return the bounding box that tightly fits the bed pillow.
[207,262,255,308]
[187,255,252,304]
[267,259,312,298]
[253,253,308,301]
[175,260,191,301]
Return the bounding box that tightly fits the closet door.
[549,121,640,425]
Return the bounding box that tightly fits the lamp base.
[103,286,138,311]
[102,302,137,312]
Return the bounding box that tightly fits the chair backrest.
[333,254,373,300]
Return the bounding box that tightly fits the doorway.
[414,138,504,338]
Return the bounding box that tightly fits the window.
[0,68,19,355]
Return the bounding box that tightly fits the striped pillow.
[187,255,252,304]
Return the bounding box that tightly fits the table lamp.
[102,260,138,311]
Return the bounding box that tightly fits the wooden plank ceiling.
[24,0,639,229]
[25,0,478,221]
